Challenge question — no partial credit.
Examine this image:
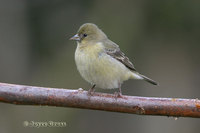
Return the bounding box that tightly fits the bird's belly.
[75,47,131,89]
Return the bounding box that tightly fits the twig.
[0,82,199,118]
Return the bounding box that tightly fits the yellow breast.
[75,42,132,89]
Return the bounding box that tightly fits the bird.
[70,23,158,97]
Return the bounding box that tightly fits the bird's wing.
[103,39,136,71]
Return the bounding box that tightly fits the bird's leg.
[88,84,96,95]
[114,83,122,98]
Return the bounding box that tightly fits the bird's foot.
[88,90,95,96]
[88,84,96,96]
[114,92,122,99]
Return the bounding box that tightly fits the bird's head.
[70,23,107,43]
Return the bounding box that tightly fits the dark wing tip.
[140,74,158,85]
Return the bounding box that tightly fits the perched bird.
[70,23,158,96]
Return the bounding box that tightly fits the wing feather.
[103,39,136,71]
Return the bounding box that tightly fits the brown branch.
[0,82,200,118]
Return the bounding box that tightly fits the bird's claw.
[88,90,95,96]
[114,92,122,99]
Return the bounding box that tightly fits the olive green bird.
[70,23,158,96]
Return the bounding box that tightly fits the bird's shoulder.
[101,39,136,71]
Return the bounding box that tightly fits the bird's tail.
[131,72,158,85]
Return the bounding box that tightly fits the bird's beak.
[70,34,80,41]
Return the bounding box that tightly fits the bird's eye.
[83,33,87,37]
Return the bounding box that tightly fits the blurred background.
[0,0,200,133]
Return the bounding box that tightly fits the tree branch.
[0,82,199,118]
